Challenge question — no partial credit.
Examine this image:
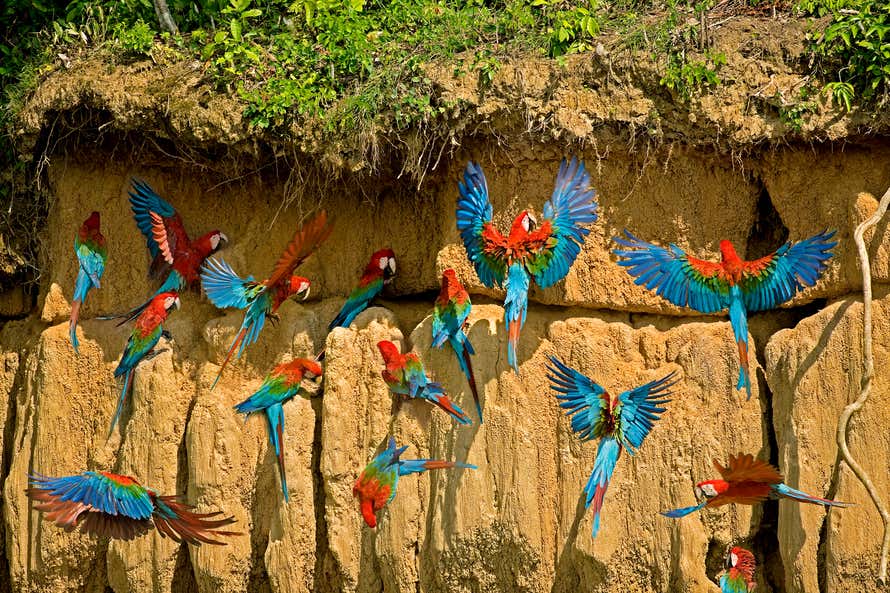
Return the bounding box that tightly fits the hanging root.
[838,184,890,584]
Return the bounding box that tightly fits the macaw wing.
[201,258,256,310]
[148,211,189,266]
[714,453,783,486]
[76,242,107,283]
[116,325,162,375]
[403,356,429,399]
[28,472,154,519]
[431,299,462,345]
[128,179,180,259]
[616,371,677,453]
[613,231,731,313]
[526,157,599,288]
[546,356,610,441]
[456,162,508,288]
[739,230,837,313]
[266,210,332,289]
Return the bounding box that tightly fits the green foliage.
[822,80,855,111]
[660,50,726,100]
[116,19,156,55]
[778,87,818,131]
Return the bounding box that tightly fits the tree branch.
[838,184,890,583]
[152,0,179,35]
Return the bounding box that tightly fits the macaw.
[201,210,332,387]
[432,269,482,422]
[613,230,836,398]
[720,546,757,593]
[352,437,476,528]
[377,340,471,425]
[456,157,598,372]
[111,291,180,435]
[70,212,107,354]
[329,248,396,330]
[234,358,323,502]
[109,179,226,324]
[27,471,237,544]
[547,356,677,537]
[661,452,852,518]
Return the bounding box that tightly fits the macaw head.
[287,276,311,300]
[297,358,323,380]
[154,291,181,313]
[367,248,397,283]
[694,479,728,501]
[724,546,756,584]
[376,340,402,365]
[84,211,101,231]
[441,268,460,291]
[510,210,537,237]
[719,239,741,263]
[208,231,228,252]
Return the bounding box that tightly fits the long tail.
[450,333,482,423]
[211,326,248,389]
[398,458,478,476]
[584,437,621,537]
[422,382,472,425]
[728,288,751,399]
[70,269,94,354]
[660,501,708,518]
[504,264,530,373]
[69,300,82,355]
[100,272,183,327]
[110,368,134,436]
[772,483,853,508]
[264,403,289,502]
[151,496,239,545]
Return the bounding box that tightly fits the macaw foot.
[268,313,281,327]
[142,347,170,364]
[161,330,173,342]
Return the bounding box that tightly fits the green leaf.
[230,19,242,41]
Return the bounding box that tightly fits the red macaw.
[613,230,836,398]
[70,212,107,354]
[457,157,598,372]
[377,340,471,425]
[112,291,180,435]
[720,546,757,593]
[27,471,237,544]
[661,453,851,518]
[201,211,332,387]
[329,248,396,331]
[353,437,476,528]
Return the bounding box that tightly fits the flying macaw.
[70,212,107,354]
[720,546,757,593]
[377,340,471,425]
[234,358,323,502]
[329,248,396,331]
[201,210,332,387]
[27,471,238,544]
[613,230,836,398]
[353,437,476,528]
[109,179,226,324]
[111,291,180,435]
[547,357,677,537]
[456,157,598,372]
[661,452,852,518]
[432,269,482,422]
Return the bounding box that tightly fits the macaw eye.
[378,257,388,270]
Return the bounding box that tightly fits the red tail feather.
[460,346,482,422]
[152,496,239,545]
[212,326,248,389]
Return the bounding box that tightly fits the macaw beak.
[301,285,311,301]
[219,233,229,245]
[173,297,181,310]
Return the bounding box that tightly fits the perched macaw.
[547,357,677,537]
[111,291,180,435]
[201,211,332,387]
[456,157,598,372]
[110,180,226,324]
[27,471,237,544]
[70,212,107,354]
[377,340,471,425]
[661,452,852,518]
[432,269,482,422]
[234,358,323,502]
[329,248,396,331]
[613,230,836,398]
[720,546,757,593]
[353,437,476,528]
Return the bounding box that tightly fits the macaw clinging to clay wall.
[456,157,598,372]
[661,452,851,518]
[353,437,476,528]
[27,471,238,544]
[377,340,472,425]
[329,248,396,331]
[720,546,757,593]
[70,211,107,354]
[613,230,836,398]
[111,291,180,435]
[547,357,677,537]
[234,358,322,502]
[201,210,332,387]
[432,269,482,422]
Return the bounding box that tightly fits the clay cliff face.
[0,142,888,593]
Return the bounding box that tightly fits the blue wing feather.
[129,179,176,258]
[616,371,676,453]
[201,258,255,310]
[28,472,154,519]
[456,162,507,288]
[546,356,609,441]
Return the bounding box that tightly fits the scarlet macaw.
[201,211,332,387]
[27,471,237,544]
[720,546,757,593]
[234,358,322,502]
[353,437,476,528]
[70,212,107,354]
[547,357,677,537]
[111,291,180,435]
[456,157,598,372]
[432,269,482,422]
[661,452,851,518]
[377,340,471,425]
[329,248,396,331]
[613,230,836,398]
